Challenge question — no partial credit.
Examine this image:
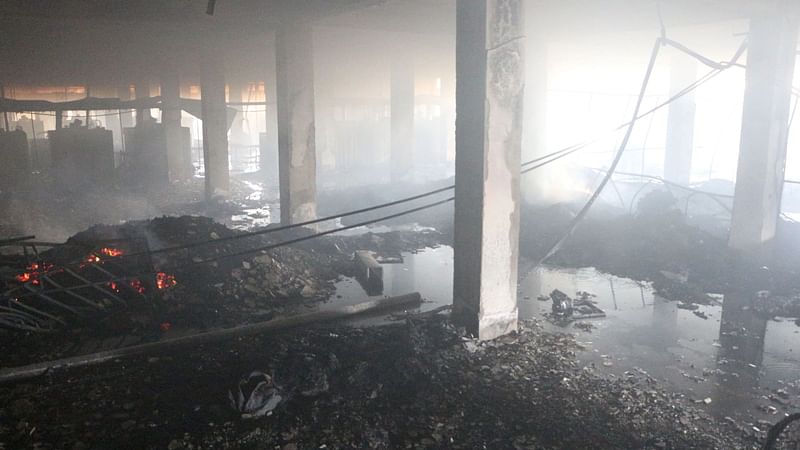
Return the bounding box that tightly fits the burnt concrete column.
[276,24,317,224]
[440,74,456,170]
[728,9,798,255]
[201,49,230,200]
[161,71,190,182]
[117,84,134,129]
[135,78,152,125]
[452,0,525,340]
[663,57,697,185]
[390,60,415,182]
[228,79,250,148]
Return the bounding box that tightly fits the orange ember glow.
[108,281,121,293]
[100,247,124,257]
[129,279,146,294]
[86,255,101,263]
[156,272,177,290]
[15,272,31,283]
[14,262,52,285]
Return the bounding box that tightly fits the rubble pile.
[0,216,446,366]
[752,293,800,321]
[0,316,761,449]
[225,249,337,306]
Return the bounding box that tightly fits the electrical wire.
[4,35,747,297]
[533,36,748,264]
[13,34,739,276]
[172,196,456,269]
[535,37,663,265]
[142,185,455,256]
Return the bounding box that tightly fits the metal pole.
[1,85,9,131]
[85,86,90,126]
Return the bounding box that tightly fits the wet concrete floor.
[328,245,800,424]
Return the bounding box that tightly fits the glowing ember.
[14,262,52,285]
[160,322,172,332]
[129,279,145,294]
[107,281,121,293]
[100,247,124,257]
[86,254,101,263]
[15,272,31,283]
[156,272,177,290]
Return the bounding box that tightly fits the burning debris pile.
[0,216,445,366]
[0,217,334,335]
[0,235,173,334]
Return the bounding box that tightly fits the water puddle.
[328,245,800,421]
[230,207,272,230]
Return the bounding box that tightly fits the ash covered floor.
[3,181,800,448]
[0,316,762,450]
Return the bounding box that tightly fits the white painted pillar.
[728,10,798,255]
[276,24,317,224]
[663,57,697,185]
[452,0,525,340]
[228,79,250,148]
[161,71,190,182]
[135,78,152,125]
[201,49,230,200]
[118,84,134,129]
[390,60,415,182]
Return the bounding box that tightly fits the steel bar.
[40,275,105,310]
[23,284,80,315]
[0,292,423,383]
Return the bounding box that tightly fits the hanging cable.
[519,36,747,170]
[533,36,748,265]
[536,38,662,265]
[28,35,740,272]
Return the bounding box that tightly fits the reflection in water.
[651,293,679,355]
[326,247,796,420]
[391,250,416,299]
[711,292,768,417]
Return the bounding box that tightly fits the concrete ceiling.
[0,0,794,88]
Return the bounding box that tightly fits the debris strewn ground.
[0,216,444,367]
[0,316,765,449]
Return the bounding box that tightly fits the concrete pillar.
[201,50,230,200]
[390,60,415,182]
[276,25,317,224]
[118,84,134,129]
[663,57,697,185]
[260,78,280,186]
[161,71,189,182]
[728,10,798,255]
[135,78,152,125]
[452,0,525,340]
[228,79,250,148]
[440,75,456,170]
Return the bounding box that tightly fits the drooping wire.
[534,36,748,265]
[535,37,664,265]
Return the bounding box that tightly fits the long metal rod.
[5,299,66,325]
[0,292,422,383]
[23,284,80,315]
[0,235,36,246]
[61,267,127,303]
[40,275,104,310]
